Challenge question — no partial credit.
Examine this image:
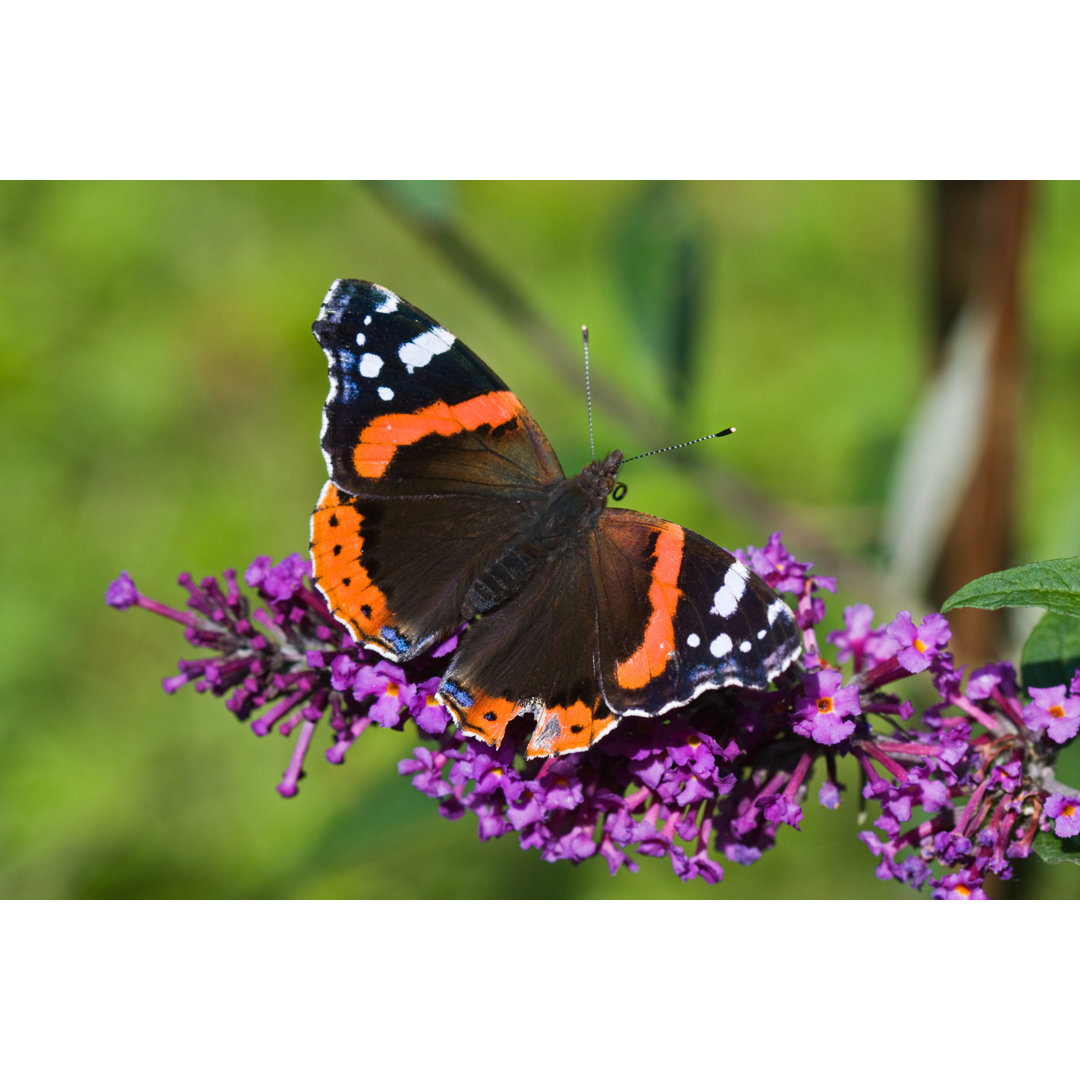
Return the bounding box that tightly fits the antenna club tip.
[719,426,736,437]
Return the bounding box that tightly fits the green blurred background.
[3,180,1079,898]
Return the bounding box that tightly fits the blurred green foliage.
[3,180,1080,898]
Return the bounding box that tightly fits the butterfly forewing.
[313,279,563,498]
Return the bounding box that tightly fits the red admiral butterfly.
[310,281,801,758]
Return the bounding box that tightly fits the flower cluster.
[107,534,1080,897]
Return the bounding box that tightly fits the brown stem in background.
[929,181,1029,665]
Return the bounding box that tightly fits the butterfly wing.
[310,280,564,660]
[592,509,801,717]
[438,507,803,756]
[437,510,800,759]
[314,280,562,498]
[436,543,617,758]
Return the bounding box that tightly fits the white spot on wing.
[710,633,733,658]
[399,326,456,374]
[355,332,366,346]
[687,633,700,647]
[710,564,749,618]
[374,288,400,314]
[359,353,384,378]
[377,386,394,401]
[739,640,752,653]
[767,598,789,626]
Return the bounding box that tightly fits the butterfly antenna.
[582,325,596,462]
[623,427,737,463]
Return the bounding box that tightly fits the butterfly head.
[580,449,625,503]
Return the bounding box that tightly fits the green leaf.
[941,557,1080,617]
[1021,611,1080,691]
[1032,829,1080,866]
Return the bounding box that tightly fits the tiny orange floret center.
[1050,704,1066,719]
[817,696,834,714]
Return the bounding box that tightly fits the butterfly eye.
[612,482,628,502]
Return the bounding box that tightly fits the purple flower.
[329,652,361,691]
[109,538,1080,898]
[932,872,987,900]
[736,532,813,594]
[531,761,584,811]
[399,746,453,798]
[724,843,761,866]
[826,604,889,671]
[991,757,1022,794]
[243,555,273,588]
[819,780,842,809]
[352,661,412,728]
[1023,685,1080,745]
[471,749,527,803]
[1045,793,1080,838]
[682,847,725,884]
[409,678,451,736]
[933,831,972,863]
[915,776,949,813]
[792,669,861,745]
[668,728,719,776]
[262,553,310,602]
[506,789,546,831]
[966,662,1018,702]
[760,793,803,829]
[888,611,952,674]
[105,570,139,610]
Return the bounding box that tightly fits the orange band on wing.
[353,390,522,479]
[614,525,684,690]
[310,481,392,642]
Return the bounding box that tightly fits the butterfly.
[309,281,800,758]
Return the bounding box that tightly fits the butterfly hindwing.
[435,508,800,758]
[312,478,554,661]
[436,546,617,758]
[592,510,801,718]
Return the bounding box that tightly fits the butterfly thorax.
[539,449,624,537]
[460,449,624,619]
